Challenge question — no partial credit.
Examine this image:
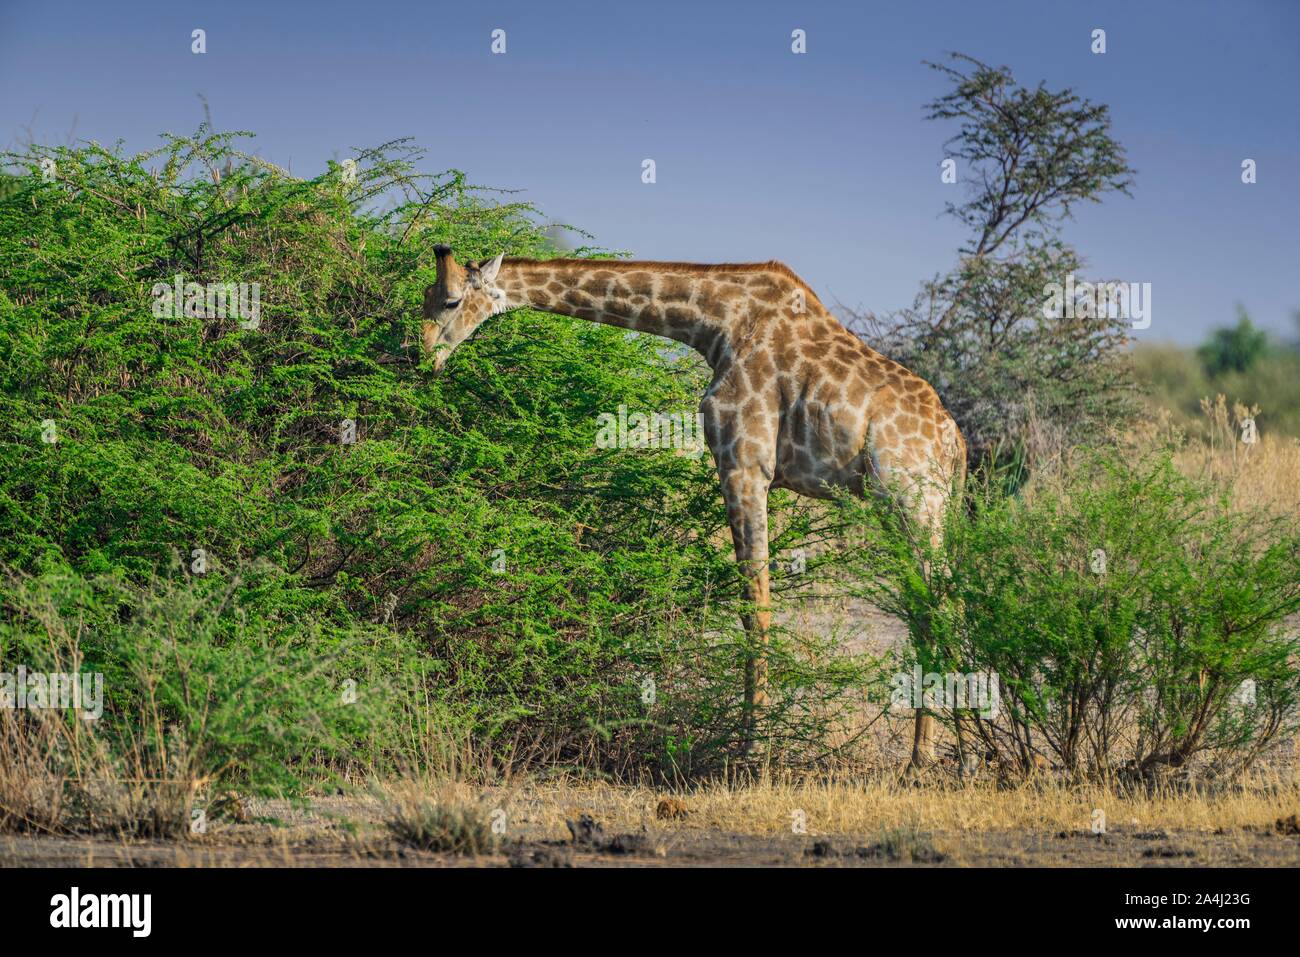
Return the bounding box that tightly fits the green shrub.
[841,450,1300,781]
[0,567,421,834]
[0,129,865,783]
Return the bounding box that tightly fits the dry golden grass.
[379,779,503,855]
[495,772,1300,839]
[6,771,1295,867]
[1138,394,1300,516]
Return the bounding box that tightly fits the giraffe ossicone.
[423,247,966,765]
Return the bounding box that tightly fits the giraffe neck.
[497,259,767,367]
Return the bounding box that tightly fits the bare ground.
[4,785,1298,868]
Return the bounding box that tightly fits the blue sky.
[2,0,1297,344]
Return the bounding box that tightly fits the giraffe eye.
[444,298,461,309]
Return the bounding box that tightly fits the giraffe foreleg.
[718,464,773,751]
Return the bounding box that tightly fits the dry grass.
[502,772,1300,839]
[0,583,199,839]
[1138,394,1300,516]
[0,709,69,834]
[0,705,196,839]
[380,779,503,855]
[1177,399,1300,516]
[5,772,1295,867]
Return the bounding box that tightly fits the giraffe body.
[424,248,965,765]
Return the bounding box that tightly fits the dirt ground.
[4,827,1296,868]
[4,787,1298,868]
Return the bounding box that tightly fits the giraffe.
[422,245,967,768]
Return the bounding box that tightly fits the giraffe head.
[422,245,506,374]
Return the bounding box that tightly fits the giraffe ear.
[479,252,504,284]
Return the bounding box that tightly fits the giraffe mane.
[502,258,823,308]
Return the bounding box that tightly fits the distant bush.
[1197,308,1270,377]
[841,450,1300,782]
[1134,312,1300,442]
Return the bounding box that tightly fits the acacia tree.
[845,54,1138,474]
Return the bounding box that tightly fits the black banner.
[0,866,1275,943]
